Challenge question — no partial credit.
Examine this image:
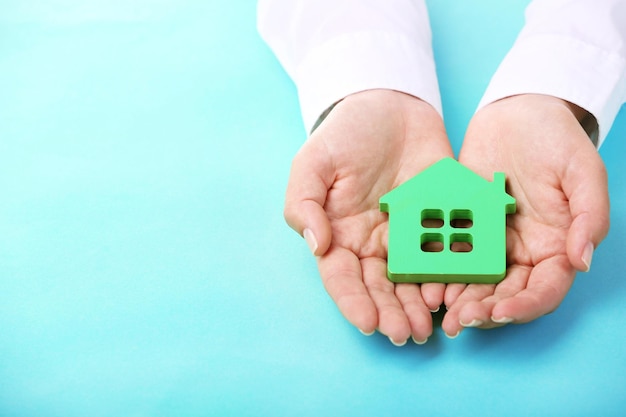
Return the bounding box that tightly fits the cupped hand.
[442,94,610,337]
[284,89,453,345]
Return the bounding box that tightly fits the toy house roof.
[380,157,515,211]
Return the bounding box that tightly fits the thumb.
[283,141,333,257]
[565,148,610,272]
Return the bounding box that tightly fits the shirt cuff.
[478,34,626,146]
[293,31,442,133]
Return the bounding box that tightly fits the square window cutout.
[450,233,473,252]
[450,209,473,228]
[421,209,444,228]
[421,233,444,252]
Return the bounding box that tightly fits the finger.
[453,265,530,329]
[443,283,467,309]
[283,141,335,256]
[441,284,495,337]
[420,283,446,312]
[362,257,411,345]
[490,255,575,324]
[563,145,610,272]
[395,283,433,344]
[318,246,378,334]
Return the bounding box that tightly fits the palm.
[322,129,423,261]
[506,160,573,273]
[323,172,390,261]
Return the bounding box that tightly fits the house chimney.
[493,172,506,190]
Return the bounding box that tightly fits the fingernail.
[359,328,375,336]
[412,336,428,345]
[492,316,514,324]
[582,242,594,272]
[445,331,461,339]
[303,228,318,255]
[429,306,440,313]
[460,319,483,328]
[389,337,407,347]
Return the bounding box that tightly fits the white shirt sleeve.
[478,0,626,146]
[257,0,441,133]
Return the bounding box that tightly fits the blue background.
[0,1,624,415]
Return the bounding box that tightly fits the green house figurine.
[379,157,516,284]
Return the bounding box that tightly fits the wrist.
[489,94,599,146]
[311,89,436,133]
[562,100,599,147]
